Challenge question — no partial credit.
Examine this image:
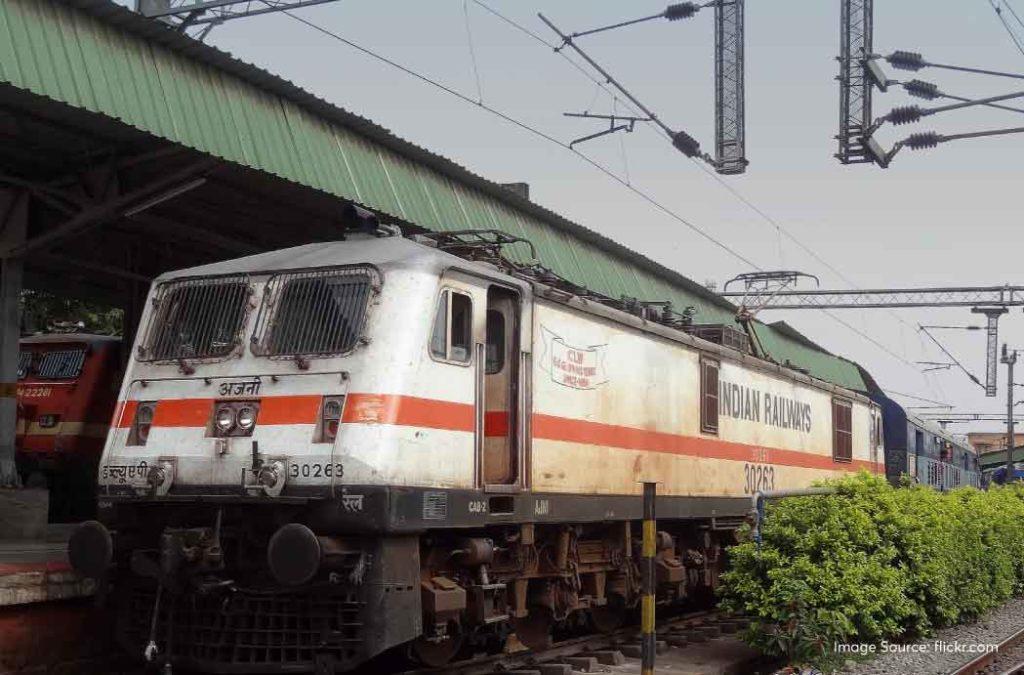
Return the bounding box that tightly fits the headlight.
[323,399,342,419]
[215,405,235,432]
[318,396,345,443]
[136,405,154,426]
[130,402,157,446]
[211,401,259,437]
[38,414,60,429]
[237,406,257,430]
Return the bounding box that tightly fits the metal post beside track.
[641,481,656,675]
[1003,345,1018,481]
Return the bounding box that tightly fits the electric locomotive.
[68,229,883,673]
[17,333,122,520]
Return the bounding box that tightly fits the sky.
[124,1,1024,437]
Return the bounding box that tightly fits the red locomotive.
[16,334,122,521]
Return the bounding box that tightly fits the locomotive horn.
[67,520,113,579]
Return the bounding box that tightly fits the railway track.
[950,625,1024,675]
[399,610,760,675]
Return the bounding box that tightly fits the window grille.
[701,357,720,434]
[35,349,86,379]
[17,351,32,379]
[139,275,252,362]
[833,398,853,462]
[251,266,379,358]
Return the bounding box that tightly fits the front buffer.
[68,501,421,674]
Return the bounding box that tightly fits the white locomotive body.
[74,232,883,673]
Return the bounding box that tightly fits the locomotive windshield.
[35,349,86,379]
[16,350,31,379]
[139,275,251,361]
[17,348,87,379]
[251,266,377,357]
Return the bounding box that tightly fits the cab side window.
[430,289,473,364]
[485,309,506,374]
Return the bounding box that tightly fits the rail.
[948,623,1024,674]
[401,610,744,675]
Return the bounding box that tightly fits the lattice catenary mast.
[719,284,1024,397]
[836,0,875,164]
[714,0,747,174]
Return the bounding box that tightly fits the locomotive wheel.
[513,606,554,651]
[410,634,463,667]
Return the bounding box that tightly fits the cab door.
[482,286,519,487]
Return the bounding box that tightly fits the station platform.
[0,494,109,675]
[0,526,93,607]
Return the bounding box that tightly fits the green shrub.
[719,473,1024,671]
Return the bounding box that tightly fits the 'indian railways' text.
[719,380,812,432]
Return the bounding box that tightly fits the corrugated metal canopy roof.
[0,0,867,391]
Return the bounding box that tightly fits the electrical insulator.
[905,132,941,150]
[904,79,940,100]
[887,50,925,71]
[672,130,702,157]
[888,105,923,125]
[664,2,700,20]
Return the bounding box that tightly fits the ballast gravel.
[839,596,1024,675]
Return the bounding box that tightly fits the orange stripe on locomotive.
[109,390,882,476]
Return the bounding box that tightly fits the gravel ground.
[839,596,1024,675]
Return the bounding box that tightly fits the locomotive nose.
[67,519,113,579]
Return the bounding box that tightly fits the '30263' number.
[744,463,775,494]
[289,462,344,479]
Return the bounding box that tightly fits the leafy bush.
[719,473,1024,671]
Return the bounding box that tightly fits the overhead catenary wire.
[900,125,1024,150]
[985,0,1024,58]
[266,2,761,271]
[472,1,927,374]
[681,154,924,359]
[884,389,953,407]
[471,0,648,124]
[916,329,950,404]
[269,2,932,380]
[481,6,926,358]
[462,0,484,103]
[886,50,1024,80]
[613,97,633,185]
[899,79,1024,115]
[884,90,1024,126]
[567,2,710,39]
[471,1,929,374]
[919,325,985,390]
[937,91,1024,113]
[1005,0,1024,31]
[536,12,705,159]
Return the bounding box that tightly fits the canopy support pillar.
[0,189,27,487]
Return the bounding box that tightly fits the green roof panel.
[1,0,868,393]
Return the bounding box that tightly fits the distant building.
[978,446,1024,486]
[967,431,1024,454]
